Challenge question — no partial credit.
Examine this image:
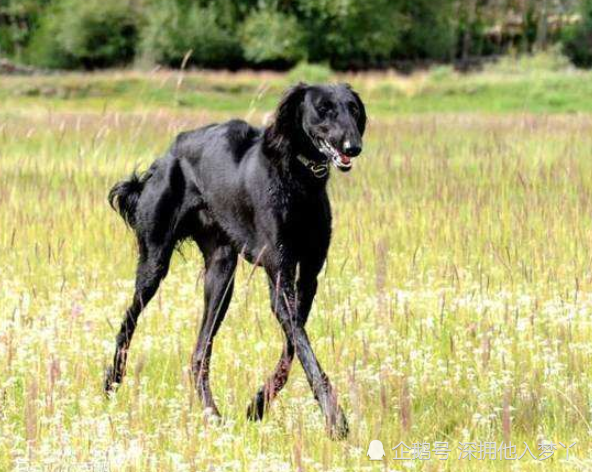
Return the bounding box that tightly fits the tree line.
[0,0,591,70]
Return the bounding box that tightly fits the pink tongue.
[340,154,351,165]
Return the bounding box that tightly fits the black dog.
[105,83,366,439]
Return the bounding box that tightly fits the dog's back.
[172,119,261,164]
[109,119,262,238]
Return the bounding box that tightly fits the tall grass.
[1,71,592,471]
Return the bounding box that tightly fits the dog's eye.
[317,102,333,116]
[348,102,359,117]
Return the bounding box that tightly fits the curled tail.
[108,171,146,229]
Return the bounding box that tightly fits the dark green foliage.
[140,1,240,68]
[242,9,306,66]
[396,0,456,61]
[297,0,403,69]
[25,8,74,69]
[0,0,48,59]
[563,0,592,67]
[0,0,585,70]
[26,0,138,69]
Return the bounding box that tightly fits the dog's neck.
[296,154,329,179]
[263,125,330,184]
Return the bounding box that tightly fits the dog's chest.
[272,183,315,223]
[271,186,331,255]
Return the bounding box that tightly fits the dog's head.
[265,83,367,173]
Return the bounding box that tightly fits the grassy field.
[1,60,592,471]
[2,53,592,115]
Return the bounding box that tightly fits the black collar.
[296,154,328,178]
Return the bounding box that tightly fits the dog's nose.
[342,141,362,157]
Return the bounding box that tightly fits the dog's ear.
[343,83,367,136]
[276,82,308,129]
[265,82,309,154]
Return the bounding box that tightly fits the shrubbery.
[241,9,306,66]
[139,1,240,68]
[9,0,459,70]
[0,0,586,70]
[563,0,592,68]
[396,0,456,61]
[27,0,138,69]
[297,0,403,68]
[0,0,47,60]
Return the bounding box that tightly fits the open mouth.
[317,139,353,172]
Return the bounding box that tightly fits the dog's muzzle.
[317,138,356,172]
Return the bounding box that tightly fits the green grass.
[1,64,592,471]
[2,57,592,116]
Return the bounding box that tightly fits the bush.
[397,0,457,61]
[15,0,585,71]
[26,9,73,69]
[26,0,138,69]
[140,1,240,68]
[0,0,47,60]
[563,0,592,68]
[241,9,306,66]
[297,0,403,69]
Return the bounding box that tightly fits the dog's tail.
[108,171,146,229]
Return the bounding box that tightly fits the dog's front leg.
[268,268,348,440]
[247,265,319,421]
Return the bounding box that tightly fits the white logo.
[367,440,386,460]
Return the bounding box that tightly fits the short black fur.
[104,83,367,440]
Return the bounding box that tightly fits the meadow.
[1,58,592,471]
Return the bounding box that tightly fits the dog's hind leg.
[246,339,294,421]
[191,233,237,418]
[246,271,317,421]
[104,239,174,395]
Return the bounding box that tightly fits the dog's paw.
[327,406,349,441]
[103,366,119,397]
[246,391,266,422]
[202,407,224,425]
